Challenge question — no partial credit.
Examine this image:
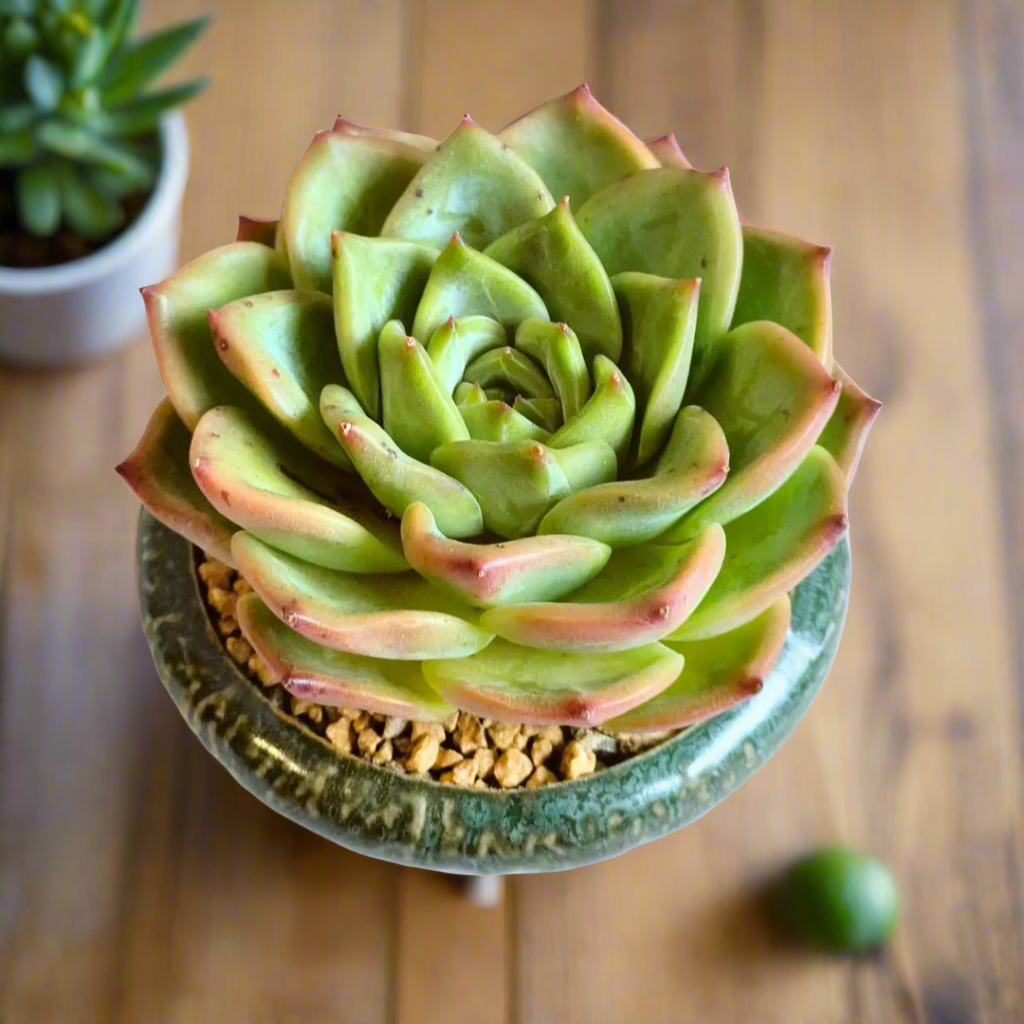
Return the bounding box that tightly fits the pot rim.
[0,110,189,295]
[137,511,850,874]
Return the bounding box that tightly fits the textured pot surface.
[138,511,850,875]
[0,112,189,369]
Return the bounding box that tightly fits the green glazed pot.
[137,510,850,875]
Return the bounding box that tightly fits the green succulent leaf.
[99,15,209,106]
[232,532,493,661]
[238,594,453,721]
[145,242,293,430]
[0,126,40,167]
[69,25,108,87]
[459,397,551,444]
[423,638,683,727]
[513,396,563,433]
[115,397,236,566]
[381,115,554,251]
[331,231,437,419]
[485,197,622,362]
[98,0,140,64]
[191,405,407,574]
[95,77,209,135]
[36,118,153,182]
[817,364,881,486]
[208,290,351,469]
[514,319,591,421]
[322,384,484,539]
[499,84,659,209]
[605,595,791,732]
[463,345,554,400]
[57,160,124,239]
[4,16,38,57]
[15,158,61,236]
[428,315,507,394]
[410,232,548,344]
[0,103,37,134]
[647,132,691,169]
[24,54,64,111]
[379,320,469,462]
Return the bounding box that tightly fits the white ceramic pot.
[0,111,189,369]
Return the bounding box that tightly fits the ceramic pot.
[0,111,189,369]
[136,510,850,875]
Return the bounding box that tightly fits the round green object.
[775,847,900,952]
[136,511,851,875]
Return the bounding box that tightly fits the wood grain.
[0,2,1021,1022]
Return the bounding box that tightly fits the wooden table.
[1,2,1021,1020]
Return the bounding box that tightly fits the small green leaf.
[70,25,108,86]
[0,127,39,167]
[95,77,208,135]
[58,161,124,239]
[16,160,62,236]
[0,103,36,133]
[37,118,154,184]
[4,16,39,56]
[100,15,210,106]
[24,55,65,112]
[98,0,138,59]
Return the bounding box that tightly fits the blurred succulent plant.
[118,86,879,733]
[0,0,207,241]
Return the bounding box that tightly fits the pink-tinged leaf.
[732,223,834,366]
[401,501,611,608]
[237,594,452,721]
[647,132,692,169]
[672,447,847,641]
[605,596,791,733]
[235,215,278,246]
[332,115,437,153]
[190,405,407,573]
[539,405,727,548]
[499,84,659,208]
[480,524,725,653]
[818,363,881,486]
[279,128,427,292]
[208,289,351,468]
[667,320,841,538]
[422,639,683,727]
[232,533,493,661]
[381,115,554,251]
[144,241,292,430]
[116,398,236,565]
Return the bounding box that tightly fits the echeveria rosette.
[117,85,879,735]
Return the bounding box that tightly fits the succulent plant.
[0,0,208,240]
[117,86,879,734]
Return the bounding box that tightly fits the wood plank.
[399,4,591,1022]
[0,3,406,1022]
[513,2,1024,1021]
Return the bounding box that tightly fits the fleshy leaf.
[144,242,292,430]
[235,215,277,246]
[430,439,572,539]
[410,233,548,343]
[480,524,724,652]
[666,320,841,538]
[401,502,610,607]
[577,167,743,386]
[381,115,554,250]
[428,315,507,393]
[485,198,622,362]
[190,405,406,573]
[332,115,437,154]
[671,447,847,641]
[498,84,658,208]
[115,398,236,566]
[732,224,833,365]
[513,396,563,432]
[332,231,437,419]
[322,385,483,538]
[379,321,469,462]
[423,639,682,727]
[647,133,692,169]
[514,319,591,421]
[208,290,350,468]
[232,533,492,661]
[548,354,635,464]
[539,406,728,547]
[605,596,791,732]
[459,400,551,443]
[817,364,881,486]
[612,272,699,467]
[279,128,426,292]
[463,345,554,400]
[237,594,453,720]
